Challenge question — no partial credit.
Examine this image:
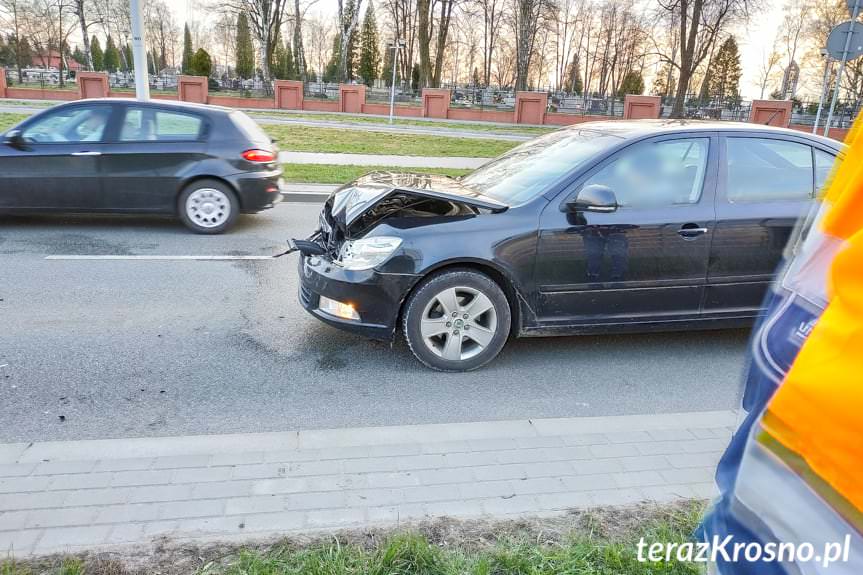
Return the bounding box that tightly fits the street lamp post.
[388,39,405,124]
[129,0,150,101]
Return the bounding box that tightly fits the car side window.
[726,138,814,203]
[814,148,837,193]
[119,107,203,142]
[21,106,110,144]
[578,138,710,208]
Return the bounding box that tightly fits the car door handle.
[677,226,708,238]
[70,151,101,156]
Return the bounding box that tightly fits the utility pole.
[388,39,405,124]
[129,0,150,101]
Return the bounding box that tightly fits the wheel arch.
[396,258,527,340]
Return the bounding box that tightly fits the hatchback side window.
[22,106,110,143]
[726,138,814,203]
[578,138,709,208]
[814,148,837,193]
[119,107,203,142]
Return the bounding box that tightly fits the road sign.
[826,20,863,60]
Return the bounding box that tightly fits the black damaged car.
[296,121,840,371]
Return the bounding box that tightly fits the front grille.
[299,283,315,307]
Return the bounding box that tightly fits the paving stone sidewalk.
[0,410,735,558]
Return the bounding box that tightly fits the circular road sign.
[827,20,863,60]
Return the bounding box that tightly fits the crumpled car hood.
[326,172,507,230]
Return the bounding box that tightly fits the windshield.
[461,128,625,204]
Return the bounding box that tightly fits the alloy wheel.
[420,286,498,361]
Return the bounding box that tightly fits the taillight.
[242,149,276,163]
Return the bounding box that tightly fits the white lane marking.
[45,255,277,261]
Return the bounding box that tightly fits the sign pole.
[813,51,831,134]
[824,0,861,136]
[130,0,150,101]
[389,42,399,124]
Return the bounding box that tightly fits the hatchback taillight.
[242,149,276,163]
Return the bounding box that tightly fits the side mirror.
[567,184,618,213]
[3,129,25,149]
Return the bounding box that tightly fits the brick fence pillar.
[77,71,109,99]
[339,84,366,113]
[422,88,451,118]
[275,80,304,109]
[178,75,208,104]
[514,92,548,124]
[0,68,7,98]
[749,99,792,127]
[623,95,661,119]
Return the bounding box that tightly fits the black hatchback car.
[0,99,283,233]
[297,120,841,371]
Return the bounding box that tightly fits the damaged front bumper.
[298,253,421,341]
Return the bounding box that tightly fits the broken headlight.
[337,236,403,271]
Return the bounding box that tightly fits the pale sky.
[170,0,793,100]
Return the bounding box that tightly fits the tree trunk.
[431,0,453,86]
[294,0,307,80]
[75,0,93,70]
[417,0,432,87]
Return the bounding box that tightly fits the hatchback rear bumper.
[228,170,283,213]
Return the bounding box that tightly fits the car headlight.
[338,236,403,270]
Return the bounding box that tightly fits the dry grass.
[1,501,708,575]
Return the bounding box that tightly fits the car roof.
[55,98,236,116]
[564,119,842,150]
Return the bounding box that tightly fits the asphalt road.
[0,204,749,443]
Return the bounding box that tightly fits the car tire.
[178,179,239,234]
[403,269,511,372]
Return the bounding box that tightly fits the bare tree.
[657,0,749,117]
[513,0,550,91]
[336,0,362,81]
[756,44,781,98]
[144,0,178,70]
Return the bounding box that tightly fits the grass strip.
[1,502,706,575]
[280,163,471,184]
[248,110,556,137]
[0,113,30,133]
[265,124,517,158]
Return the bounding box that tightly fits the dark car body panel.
[294,121,842,341]
[0,99,281,215]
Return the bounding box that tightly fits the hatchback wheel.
[179,179,239,234]
[403,269,511,372]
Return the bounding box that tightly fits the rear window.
[231,111,271,144]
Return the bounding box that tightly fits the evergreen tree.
[90,36,104,71]
[181,24,194,74]
[471,67,480,87]
[71,45,86,67]
[147,50,156,75]
[708,36,742,105]
[123,44,133,71]
[271,35,295,80]
[358,1,380,86]
[564,56,583,94]
[324,35,341,82]
[235,13,255,79]
[103,35,120,72]
[651,61,675,97]
[410,63,419,92]
[618,70,644,96]
[190,48,212,77]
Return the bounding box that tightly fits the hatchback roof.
[59,98,235,116]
